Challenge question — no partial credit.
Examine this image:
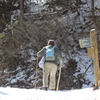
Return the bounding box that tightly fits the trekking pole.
[34,57,39,89]
[56,59,62,91]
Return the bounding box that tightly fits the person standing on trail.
[37,40,63,90]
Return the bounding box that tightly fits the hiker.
[37,40,63,90]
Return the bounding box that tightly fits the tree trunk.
[20,0,24,27]
[91,0,100,34]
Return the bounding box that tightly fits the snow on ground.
[0,87,100,100]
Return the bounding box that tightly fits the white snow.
[0,87,100,100]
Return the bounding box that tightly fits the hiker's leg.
[43,63,50,88]
[49,63,57,90]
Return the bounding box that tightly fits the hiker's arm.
[55,47,63,60]
[37,47,45,57]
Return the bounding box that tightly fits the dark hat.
[47,40,55,46]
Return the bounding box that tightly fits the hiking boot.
[93,85,99,91]
[42,87,48,91]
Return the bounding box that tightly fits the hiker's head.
[47,40,55,46]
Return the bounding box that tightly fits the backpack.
[45,46,56,61]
